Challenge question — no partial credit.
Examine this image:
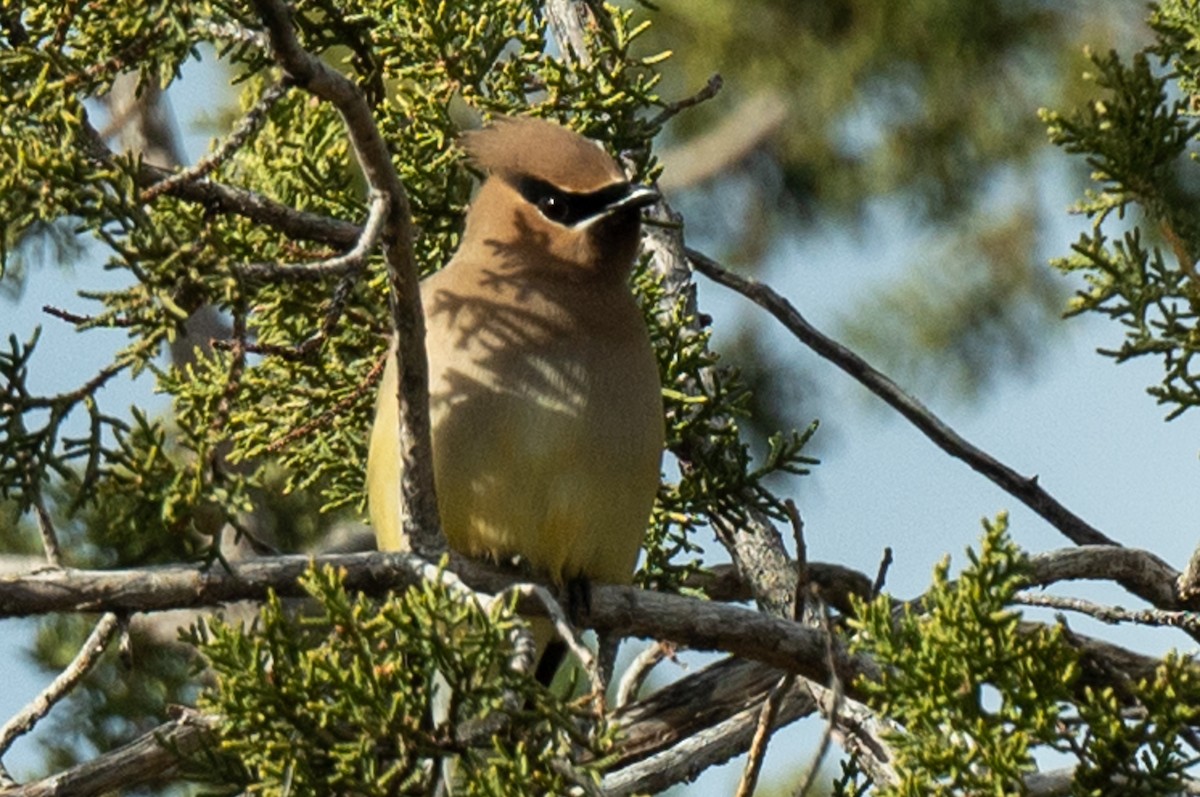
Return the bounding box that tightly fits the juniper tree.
[2,1,1200,796]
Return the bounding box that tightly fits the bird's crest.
[460,116,627,194]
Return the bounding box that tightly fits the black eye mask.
[513,177,635,227]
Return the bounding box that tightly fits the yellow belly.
[367,272,664,588]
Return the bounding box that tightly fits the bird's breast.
[424,279,663,585]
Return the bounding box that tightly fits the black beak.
[607,184,659,213]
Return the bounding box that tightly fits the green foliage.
[1070,652,1200,797]
[634,265,817,592]
[1,0,809,587]
[851,517,1200,796]
[852,515,1077,795]
[191,565,606,796]
[1043,0,1200,418]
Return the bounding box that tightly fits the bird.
[366,115,664,682]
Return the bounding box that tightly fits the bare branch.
[0,613,119,760]
[0,710,217,797]
[1026,546,1190,617]
[688,248,1118,549]
[734,673,794,797]
[616,641,674,709]
[0,552,877,689]
[237,189,388,283]
[826,694,899,789]
[786,498,807,619]
[605,660,817,796]
[649,74,724,128]
[492,583,602,696]
[31,495,61,568]
[795,602,846,797]
[140,81,290,202]
[641,202,798,620]
[1014,591,1200,634]
[872,547,894,598]
[80,116,363,248]
[657,91,788,192]
[41,305,135,328]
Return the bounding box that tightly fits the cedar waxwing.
[367,116,664,679]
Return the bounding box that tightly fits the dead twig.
[688,247,1116,550]
[0,613,120,759]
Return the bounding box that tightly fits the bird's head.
[458,117,658,283]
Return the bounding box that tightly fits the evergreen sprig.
[191,564,607,796]
[1042,1,1200,418]
[851,516,1200,796]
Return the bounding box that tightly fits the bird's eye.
[537,193,569,223]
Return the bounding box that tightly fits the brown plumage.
[368,117,663,607]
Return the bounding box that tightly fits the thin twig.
[31,494,62,568]
[649,74,724,128]
[1013,591,1200,634]
[238,189,388,282]
[1,709,218,797]
[688,248,1117,550]
[795,601,844,797]
[19,359,130,410]
[615,641,675,709]
[251,0,441,556]
[1025,546,1191,620]
[0,613,120,758]
[492,584,604,697]
[785,498,807,620]
[734,673,795,797]
[603,668,816,796]
[871,547,893,598]
[735,500,805,797]
[80,115,363,249]
[212,270,366,361]
[41,305,135,328]
[140,81,289,202]
[265,346,387,453]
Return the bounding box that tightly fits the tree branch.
[139,81,290,202]
[1014,590,1200,634]
[642,204,799,620]
[0,613,119,760]
[1026,545,1195,631]
[0,551,875,690]
[80,117,362,248]
[0,710,217,797]
[236,189,387,282]
[251,0,442,555]
[688,248,1118,549]
[0,550,1186,795]
[604,659,817,796]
